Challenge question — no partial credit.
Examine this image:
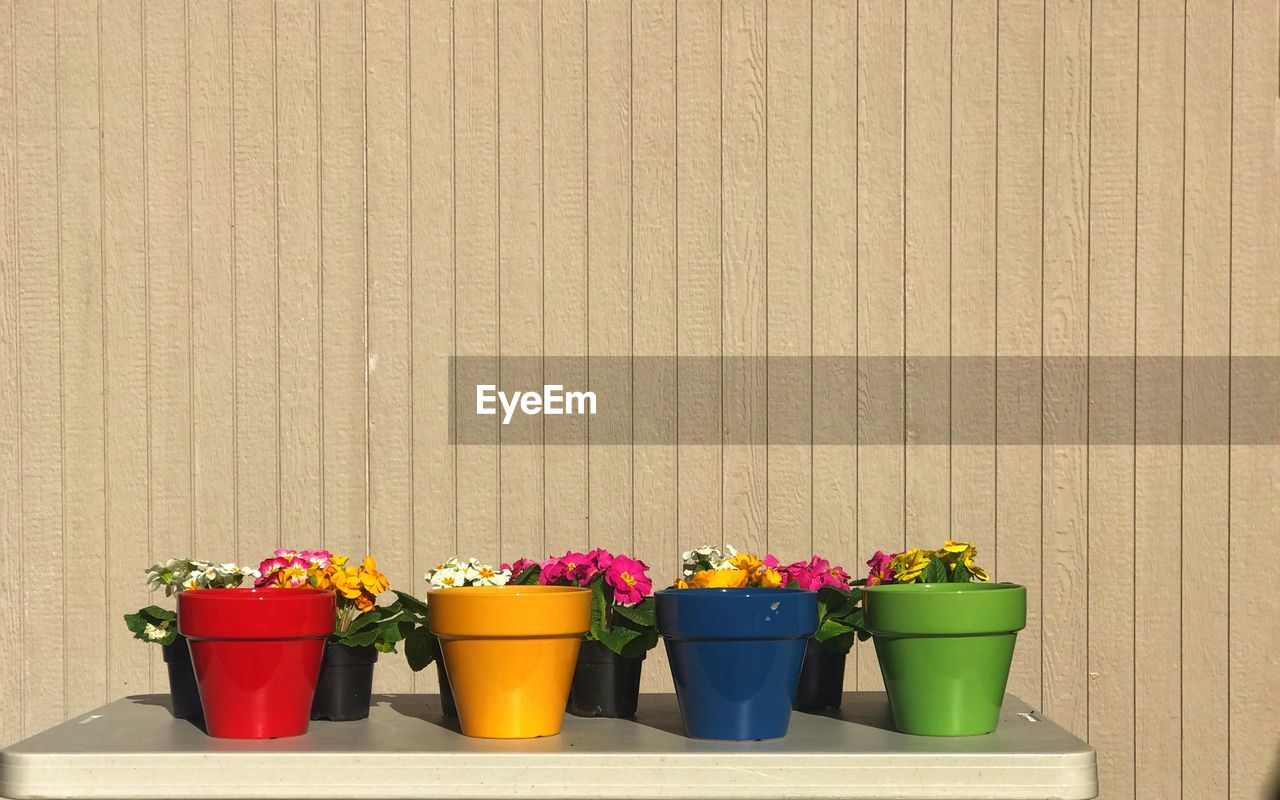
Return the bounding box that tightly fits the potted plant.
[657,545,818,740]
[424,556,590,738]
[255,549,418,722]
[123,559,259,720]
[509,550,658,718]
[410,557,516,718]
[177,585,334,739]
[857,540,1025,736]
[766,555,858,711]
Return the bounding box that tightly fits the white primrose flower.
[143,622,169,642]
[428,566,463,589]
[470,564,511,587]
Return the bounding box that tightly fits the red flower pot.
[178,588,334,739]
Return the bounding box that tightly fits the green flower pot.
[862,582,1026,736]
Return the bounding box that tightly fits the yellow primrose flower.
[889,548,931,584]
[331,566,364,600]
[359,556,390,595]
[687,568,749,589]
[730,552,764,573]
[754,567,783,588]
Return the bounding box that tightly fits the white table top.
[1,693,1097,800]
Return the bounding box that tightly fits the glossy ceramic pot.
[656,587,818,740]
[566,639,645,718]
[862,582,1026,736]
[310,640,378,721]
[178,588,334,739]
[792,637,847,711]
[161,636,202,721]
[427,585,590,738]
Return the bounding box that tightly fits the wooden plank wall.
[1,2,1277,797]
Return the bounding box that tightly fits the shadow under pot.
[178,587,334,739]
[567,639,645,719]
[656,587,818,741]
[862,582,1026,736]
[161,636,203,721]
[435,653,457,718]
[792,638,848,712]
[310,641,379,721]
[428,585,590,738]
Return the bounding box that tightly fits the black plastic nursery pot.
[567,639,645,718]
[162,637,203,721]
[309,641,379,722]
[435,656,458,718]
[792,638,847,711]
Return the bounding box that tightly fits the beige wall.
[1,1,1277,797]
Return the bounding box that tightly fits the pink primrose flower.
[604,554,652,605]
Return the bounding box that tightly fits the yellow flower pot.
[427,585,590,738]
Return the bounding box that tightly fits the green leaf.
[922,557,948,584]
[951,561,973,583]
[511,564,541,585]
[404,626,436,672]
[393,590,429,618]
[611,597,655,627]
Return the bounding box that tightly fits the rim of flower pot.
[178,587,336,641]
[428,585,591,639]
[654,587,818,641]
[861,581,1026,637]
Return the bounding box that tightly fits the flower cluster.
[535,549,653,606]
[770,555,852,590]
[145,559,258,596]
[674,545,783,589]
[864,540,990,586]
[425,557,511,589]
[256,549,391,631]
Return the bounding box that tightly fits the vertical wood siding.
[0,2,1277,797]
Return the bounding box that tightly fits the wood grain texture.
[230,0,278,559]
[949,0,996,603]
[996,0,1044,713]
[1228,2,1280,796]
[0,0,22,747]
[189,0,236,563]
[586,0,632,556]
[1180,2,1231,796]
[903,0,950,549]
[15,0,63,735]
[496,0,543,566]
[810,0,857,692]
[57,0,106,717]
[855,0,904,691]
[1133,2,1183,796]
[720,0,767,560]
[630,0,678,690]
[365,0,412,694]
[276,0,322,546]
[674,0,721,555]
[764,0,812,561]
[144,0,192,691]
[542,0,589,559]
[453,0,499,562]
[318,0,367,558]
[1087,3,1138,795]
[408,0,455,691]
[0,2,1275,784]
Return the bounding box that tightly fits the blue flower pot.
[656,587,818,740]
